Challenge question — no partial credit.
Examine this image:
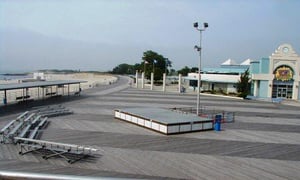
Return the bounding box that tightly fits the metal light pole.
[194,22,208,116]
[165,58,168,75]
[144,61,146,74]
[153,59,156,74]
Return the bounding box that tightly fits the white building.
[185,59,250,94]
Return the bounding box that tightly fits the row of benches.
[1,105,99,163]
[0,112,48,144]
[31,105,73,117]
[15,137,99,164]
[15,92,57,100]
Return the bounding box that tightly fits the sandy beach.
[0,73,117,105]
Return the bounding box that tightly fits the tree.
[142,50,170,80]
[169,69,177,76]
[177,66,191,76]
[190,67,199,73]
[111,63,139,74]
[165,58,172,75]
[133,63,142,73]
[237,69,251,98]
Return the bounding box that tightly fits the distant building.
[250,44,300,100]
[33,72,45,80]
[185,59,250,94]
[185,43,300,101]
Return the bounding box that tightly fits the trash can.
[3,98,7,105]
[214,114,222,131]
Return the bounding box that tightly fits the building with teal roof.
[185,59,249,94]
[250,44,300,100]
[185,43,300,101]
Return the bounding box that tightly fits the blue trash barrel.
[214,114,222,131]
[3,98,7,105]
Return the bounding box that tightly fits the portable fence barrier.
[171,107,235,123]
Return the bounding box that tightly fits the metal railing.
[171,106,235,123]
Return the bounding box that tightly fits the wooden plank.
[1,79,300,179]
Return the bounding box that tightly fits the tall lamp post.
[153,59,157,74]
[165,58,169,75]
[194,22,208,115]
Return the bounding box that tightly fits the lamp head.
[204,22,208,28]
[193,22,198,28]
[194,45,201,51]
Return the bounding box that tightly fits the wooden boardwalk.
[0,76,300,179]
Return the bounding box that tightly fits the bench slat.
[8,122,24,137]
[38,117,48,128]
[29,127,39,139]
[0,120,17,134]
[31,115,42,125]
[23,113,36,123]
[18,124,32,138]
[16,111,29,120]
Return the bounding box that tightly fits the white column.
[267,80,272,98]
[253,80,258,96]
[162,73,166,92]
[141,72,145,89]
[178,74,182,93]
[135,70,138,88]
[150,72,154,90]
[292,81,299,100]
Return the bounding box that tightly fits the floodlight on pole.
[194,22,208,116]
[165,58,169,75]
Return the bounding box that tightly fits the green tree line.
[110,50,198,80]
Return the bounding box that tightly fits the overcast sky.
[0,0,300,73]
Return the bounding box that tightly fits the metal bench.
[45,92,56,96]
[28,127,39,139]
[16,111,29,120]
[14,124,32,143]
[15,137,99,164]
[40,111,73,118]
[23,113,36,123]
[31,115,42,127]
[37,117,48,129]
[0,120,16,135]
[18,124,32,138]
[8,121,24,138]
[0,120,17,143]
[16,95,30,100]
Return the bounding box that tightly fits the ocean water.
[0,74,32,81]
